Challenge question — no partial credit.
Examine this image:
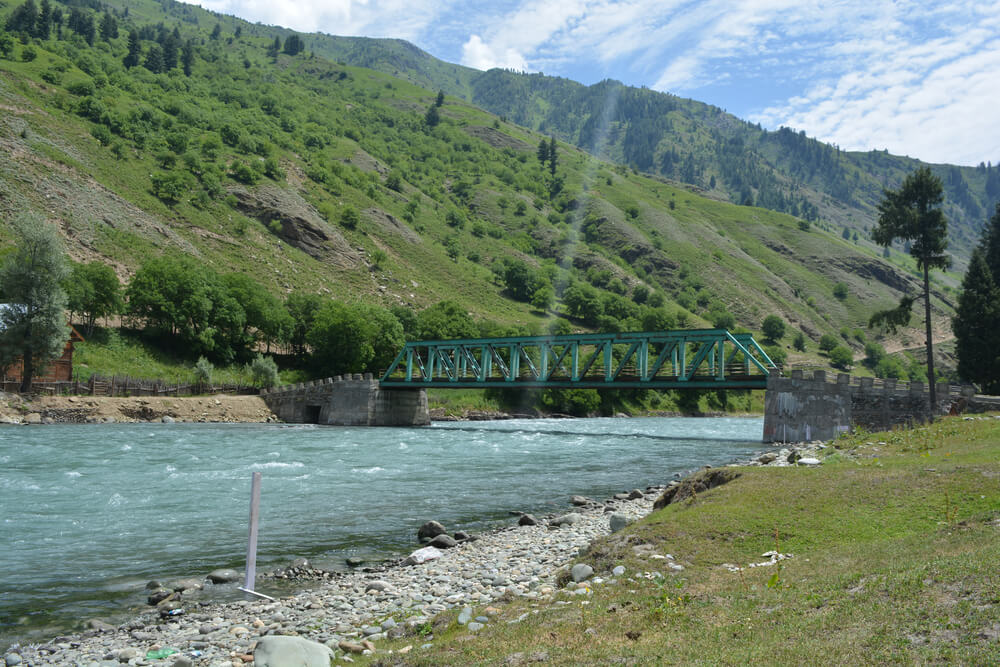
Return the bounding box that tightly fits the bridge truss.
[380,328,776,390]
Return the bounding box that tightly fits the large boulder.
[206,568,241,584]
[428,534,458,549]
[402,546,443,566]
[653,469,741,509]
[254,636,336,667]
[417,520,447,543]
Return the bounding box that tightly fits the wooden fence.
[0,374,259,397]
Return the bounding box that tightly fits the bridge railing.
[380,328,777,390]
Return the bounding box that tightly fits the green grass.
[358,417,1000,665]
[72,328,304,386]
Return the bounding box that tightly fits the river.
[0,417,763,648]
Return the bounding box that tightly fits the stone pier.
[261,374,429,426]
[762,370,984,443]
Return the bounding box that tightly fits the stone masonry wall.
[763,370,970,444]
[261,374,429,426]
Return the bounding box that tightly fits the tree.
[285,291,322,359]
[250,353,279,388]
[792,331,806,352]
[414,300,477,340]
[548,136,558,176]
[832,282,848,300]
[180,39,194,76]
[981,203,1000,280]
[283,34,303,56]
[537,138,549,165]
[761,314,785,342]
[818,333,838,352]
[123,30,141,69]
[64,261,122,335]
[210,23,221,40]
[307,301,402,376]
[34,0,50,38]
[435,90,444,107]
[424,104,440,127]
[829,345,853,370]
[99,11,117,41]
[952,248,1000,393]
[871,166,950,413]
[5,0,37,35]
[143,45,164,73]
[0,213,69,393]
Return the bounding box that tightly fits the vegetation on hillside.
[0,0,980,402]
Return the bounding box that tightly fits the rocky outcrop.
[653,468,741,509]
[228,185,360,266]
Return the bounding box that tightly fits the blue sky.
[193,0,1000,166]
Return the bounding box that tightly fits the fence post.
[239,472,273,601]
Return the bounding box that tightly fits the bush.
[250,353,279,388]
[819,333,839,352]
[761,315,785,342]
[793,331,807,352]
[833,282,849,300]
[340,206,360,230]
[829,345,853,370]
[193,356,214,388]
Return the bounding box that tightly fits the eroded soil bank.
[0,393,277,424]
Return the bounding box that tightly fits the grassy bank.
[361,416,1000,665]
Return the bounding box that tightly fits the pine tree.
[953,248,1000,394]
[34,0,50,39]
[5,0,38,35]
[99,11,117,41]
[210,23,221,40]
[162,35,178,70]
[0,212,69,393]
[123,29,141,69]
[548,136,557,176]
[871,166,950,413]
[435,90,444,107]
[143,44,164,73]
[181,38,194,76]
[981,203,1000,280]
[537,138,549,165]
[80,13,95,45]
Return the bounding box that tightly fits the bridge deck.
[380,328,775,390]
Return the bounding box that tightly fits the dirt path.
[0,393,277,424]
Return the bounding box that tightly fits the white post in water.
[239,472,274,600]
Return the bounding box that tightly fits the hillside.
[297,39,995,271]
[0,0,961,386]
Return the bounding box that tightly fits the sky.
[191,0,1000,166]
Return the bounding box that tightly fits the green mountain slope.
[295,39,995,270]
[0,0,959,381]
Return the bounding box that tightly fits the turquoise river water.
[0,417,764,648]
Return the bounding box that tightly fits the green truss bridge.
[380,328,777,390]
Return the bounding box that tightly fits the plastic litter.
[145,648,179,659]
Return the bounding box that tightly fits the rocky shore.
[0,438,826,667]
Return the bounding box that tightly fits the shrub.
[833,282,849,300]
[250,354,279,388]
[761,314,786,342]
[829,345,853,370]
[193,356,214,388]
[819,333,839,352]
[340,206,360,230]
[793,331,807,352]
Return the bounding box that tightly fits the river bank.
[0,393,278,425]
[0,430,822,666]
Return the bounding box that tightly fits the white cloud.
[181,0,1000,164]
[461,34,527,71]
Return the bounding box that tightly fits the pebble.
[7,487,659,665]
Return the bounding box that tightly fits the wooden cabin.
[0,304,85,383]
